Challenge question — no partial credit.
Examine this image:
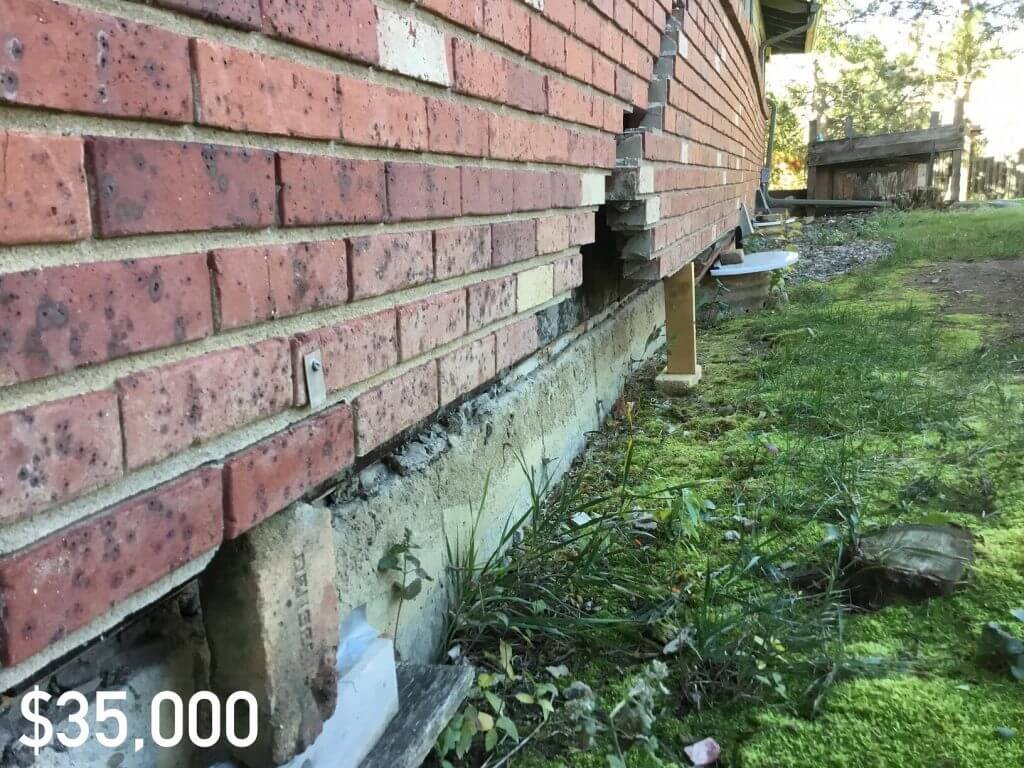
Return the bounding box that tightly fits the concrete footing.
[655,365,703,394]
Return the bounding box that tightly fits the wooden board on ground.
[361,663,475,768]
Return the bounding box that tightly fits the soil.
[910,257,1024,342]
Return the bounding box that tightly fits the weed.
[378,527,432,647]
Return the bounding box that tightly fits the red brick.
[530,16,566,71]
[613,66,632,102]
[492,220,538,266]
[261,0,378,64]
[0,0,191,122]
[0,391,122,524]
[548,78,598,126]
[574,1,603,47]
[397,289,467,360]
[338,77,428,150]
[592,55,615,94]
[192,40,340,138]
[569,211,596,244]
[277,153,386,227]
[439,335,496,405]
[592,0,613,17]
[613,0,632,30]
[495,314,539,369]
[593,134,616,169]
[553,252,583,293]
[603,98,623,132]
[512,170,553,212]
[487,115,530,162]
[543,0,574,30]
[386,163,461,222]
[154,0,260,29]
[467,275,516,331]
[0,468,222,666]
[506,62,547,113]
[87,138,275,237]
[117,339,291,469]
[0,254,213,386]
[600,23,623,62]
[483,0,530,53]
[450,39,506,104]
[349,231,433,300]
[461,168,515,216]
[210,241,348,331]
[420,0,483,29]
[426,98,488,157]
[290,309,397,405]
[550,172,582,207]
[223,404,354,537]
[0,132,90,245]
[565,36,593,83]
[353,361,439,455]
[536,214,571,254]
[434,225,491,280]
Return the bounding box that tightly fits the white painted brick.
[376,8,450,86]
[679,33,688,58]
[638,165,654,194]
[716,151,722,167]
[517,265,554,311]
[580,172,606,206]
[523,0,544,8]
[680,142,689,164]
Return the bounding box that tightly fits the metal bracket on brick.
[304,349,328,409]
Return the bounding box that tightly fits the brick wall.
[0,0,766,677]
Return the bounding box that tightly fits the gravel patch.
[748,214,895,285]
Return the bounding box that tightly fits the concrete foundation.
[329,282,665,662]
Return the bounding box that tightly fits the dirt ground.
[911,257,1024,341]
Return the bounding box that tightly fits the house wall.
[0,0,768,700]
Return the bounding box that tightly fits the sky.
[766,3,1024,156]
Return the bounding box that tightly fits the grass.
[435,206,1024,768]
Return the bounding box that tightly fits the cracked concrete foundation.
[328,282,665,662]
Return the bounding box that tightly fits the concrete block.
[616,132,644,161]
[580,172,606,206]
[620,229,655,260]
[648,76,669,104]
[606,197,661,228]
[517,264,555,311]
[655,365,703,395]
[376,8,450,86]
[640,104,665,130]
[607,165,655,200]
[202,503,340,766]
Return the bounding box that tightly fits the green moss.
[740,677,1024,768]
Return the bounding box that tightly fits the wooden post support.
[655,261,702,394]
[843,115,854,138]
[806,119,819,201]
[950,98,967,202]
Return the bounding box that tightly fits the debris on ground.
[684,737,721,766]
[843,524,975,608]
[747,213,895,284]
